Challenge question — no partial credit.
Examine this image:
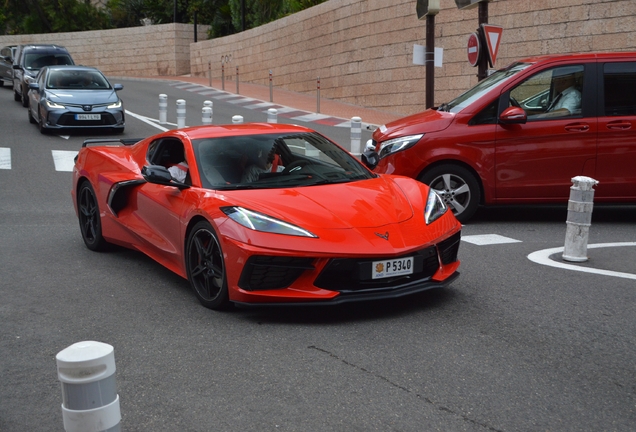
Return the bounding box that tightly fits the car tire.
[21,85,28,107]
[14,89,20,102]
[28,107,36,124]
[77,181,108,251]
[419,164,481,223]
[38,112,47,134]
[186,220,231,310]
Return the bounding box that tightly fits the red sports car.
[72,123,461,310]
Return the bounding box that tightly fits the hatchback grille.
[56,113,118,126]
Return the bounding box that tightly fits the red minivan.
[363,52,636,222]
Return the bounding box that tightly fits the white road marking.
[0,147,11,169]
[125,110,171,131]
[527,243,636,280]
[52,150,78,172]
[462,234,523,245]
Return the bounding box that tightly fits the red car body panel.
[72,124,461,306]
[372,52,636,211]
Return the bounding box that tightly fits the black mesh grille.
[56,113,118,126]
[238,256,314,291]
[438,231,461,265]
[314,246,440,293]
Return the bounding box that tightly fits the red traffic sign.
[467,32,480,67]
[481,24,503,67]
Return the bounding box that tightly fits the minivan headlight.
[378,134,423,158]
[424,188,447,224]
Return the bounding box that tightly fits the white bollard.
[350,116,362,157]
[202,107,212,125]
[562,176,599,262]
[56,341,121,432]
[232,115,243,124]
[158,94,167,124]
[267,108,278,124]
[176,99,186,129]
[203,100,213,124]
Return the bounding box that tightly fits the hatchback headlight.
[424,188,447,224]
[46,100,65,109]
[222,207,318,238]
[378,134,424,158]
[108,100,122,109]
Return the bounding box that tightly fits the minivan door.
[494,64,598,202]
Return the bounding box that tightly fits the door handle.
[564,123,590,132]
[606,121,632,130]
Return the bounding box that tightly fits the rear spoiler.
[82,138,143,148]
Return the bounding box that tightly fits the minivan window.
[441,62,530,114]
[603,62,636,116]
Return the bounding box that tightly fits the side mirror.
[361,149,379,170]
[28,82,39,90]
[12,64,21,70]
[141,165,189,189]
[499,106,527,125]
[113,84,123,91]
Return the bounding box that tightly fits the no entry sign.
[467,32,480,67]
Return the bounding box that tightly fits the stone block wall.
[0,23,207,77]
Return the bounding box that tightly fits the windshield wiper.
[437,102,449,112]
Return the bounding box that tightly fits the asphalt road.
[1,81,635,431]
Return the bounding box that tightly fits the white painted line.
[462,234,523,245]
[0,147,11,169]
[125,110,171,131]
[291,113,332,122]
[250,102,277,109]
[52,150,78,172]
[527,242,636,280]
[198,90,224,96]
[214,94,244,100]
[227,97,258,104]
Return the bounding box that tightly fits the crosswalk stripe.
[52,150,78,172]
[0,147,10,169]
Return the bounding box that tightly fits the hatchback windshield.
[440,62,531,113]
[193,132,374,190]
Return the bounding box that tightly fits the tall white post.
[158,94,167,124]
[562,176,599,262]
[176,99,186,129]
[350,116,362,157]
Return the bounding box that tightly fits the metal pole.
[208,61,211,87]
[236,66,239,94]
[477,1,488,81]
[221,63,225,91]
[269,70,273,102]
[426,14,435,109]
[316,77,320,113]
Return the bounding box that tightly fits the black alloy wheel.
[419,164,481,223]
[78,181,107,251]
[186,221,230,310]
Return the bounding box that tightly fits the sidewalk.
[153,74,405,127]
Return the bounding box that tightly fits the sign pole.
[477,1,488,81]
[426,14,435,108]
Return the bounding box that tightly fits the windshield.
[439,62,531,113]
[24,53,73,70]
[46,70,111,90]
[193,132,375,190]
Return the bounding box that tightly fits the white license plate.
[371,257,414,279]
[75,114,101,120]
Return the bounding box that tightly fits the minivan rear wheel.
[419,164,480,223]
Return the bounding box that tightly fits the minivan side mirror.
[499,106,527,125]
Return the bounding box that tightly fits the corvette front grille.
[239,256,314,291]
[438,231,461,265]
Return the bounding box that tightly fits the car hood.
[46,89,119,105]
[375,108,454,141]
[222,176,415,230]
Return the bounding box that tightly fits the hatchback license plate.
[371,257,414,279]
[75,114,101,120]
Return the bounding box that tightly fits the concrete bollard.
[56,341,121,432]
[159,94,167,124]
[176,99,186,129]
[350,116,362,157]
[232,115,243,124]
[202,101,212,125]
[203,100,213,124]
[562,176,599,262]
[267,108,278,124]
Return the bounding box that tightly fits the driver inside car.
[241,143,284,183]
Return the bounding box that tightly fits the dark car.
[28,65,125,134]
[13,44,74,107]
[364,52,636,222]
[0,45,16,87]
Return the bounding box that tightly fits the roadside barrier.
[350,116,362,157]
[202,100,213,125]
[159,94,167,124]
[562,176,599,262]
[232,115,244,124]
[56,341,121,432]
[176,99,186,128]
[267,108,278,124]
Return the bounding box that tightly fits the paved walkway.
[152,74,405,127]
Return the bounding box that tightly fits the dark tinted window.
[604,62,636,116]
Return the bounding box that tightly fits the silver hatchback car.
[27,65,125,134]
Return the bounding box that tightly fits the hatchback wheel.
[419,164,481,223]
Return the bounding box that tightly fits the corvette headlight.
[378,134,423,158]
[46,100,65,109]
[222,207,318,238]
[108,100,122,109]
[424,188,447,224]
